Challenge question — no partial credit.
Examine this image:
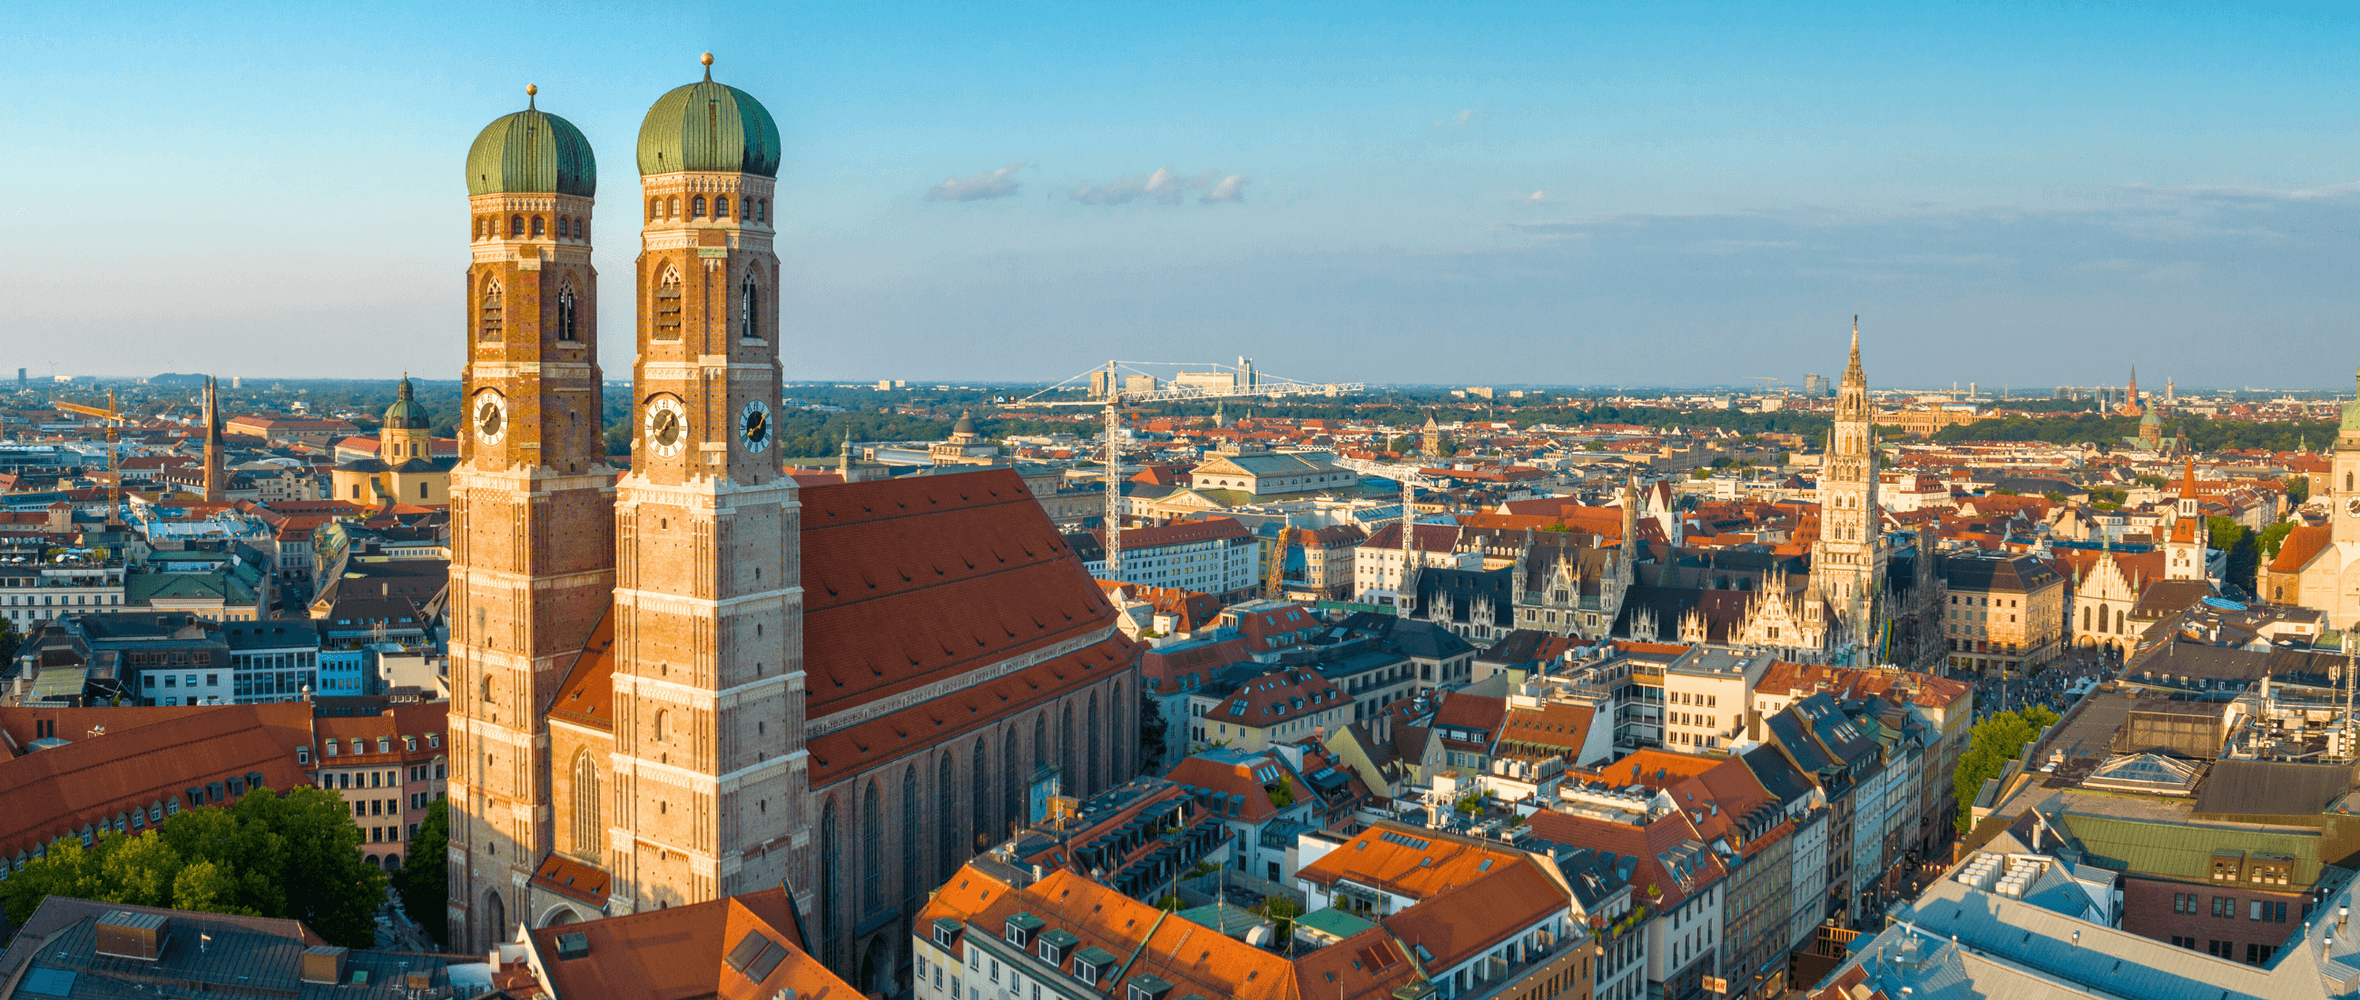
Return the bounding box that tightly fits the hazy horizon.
[8,3,2360,388]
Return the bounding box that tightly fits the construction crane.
[51,391,129,526]
[1262,524,1295,599]
[1004,360,1365,575]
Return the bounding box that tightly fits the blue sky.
[5,1,2359,389]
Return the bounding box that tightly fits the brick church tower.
[602,53,806,914]
[447,85,618,950]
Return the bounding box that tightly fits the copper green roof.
[637,69,780,178]
[466,105,596,197]
[2343,367,2360,433]
[382,377,430,431]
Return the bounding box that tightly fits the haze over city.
[8,2,2360,387]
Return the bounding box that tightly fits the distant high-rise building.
[1803,373,1828,398]
[230,376,240,390]
[14,368,23,389]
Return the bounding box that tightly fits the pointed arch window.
[691,195,706,218]
[652,266,683,340]
[557,285,579,341]
[861,781,882,911]
[478,279,503,342]
[1002,727,1021,840]
[667,196,679,219]
[901,767,922,911]
[818,798,841,968]
[715,196,729,219]
[1062,703,1076,793]
[1086,693,1101,793]
[570,751,601,859]
[936,753,958,877]
[739,271,760,341]
[971,739,989,851]
[531,216,545,237]
[509,215,524,237]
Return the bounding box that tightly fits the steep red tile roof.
[1750,662,1972,710]
[549,611,618,731]
[528,888,853,1000]
[1525,807,1726,909]
[1207,669,1345,728]
[2271,524,2332,573]
[0,704,315,860]
[1496,702,1597,755]
[1087,517,1255,552]
[1360,521,1461,553]
[946,867,1418,1000]
[531,853,612,907]
[802,469,1121,722]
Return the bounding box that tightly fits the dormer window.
[1127,975,1174,1000]
[1072,947,1117,985]
[1038,928,1079,965]
[1005,912,1043,947]
[932,917,963,949]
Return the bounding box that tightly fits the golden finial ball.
[525,83,538,97]
[701,51,715,67]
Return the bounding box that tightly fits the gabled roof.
[803,470,1123,723]
[1496,702,1596,755]
[527,888,854,1000]
[0,704,316,860]
[2270,524,2332,573]
[1525,806,1726,909]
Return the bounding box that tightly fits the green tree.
[0,616,19,668]
[0,787,383,946]
[2288,476,2312,506]
[392,799,449,946]
[2208,517,2260,594]
[1950,707,2062,833]
[2258,522,2296,559]
[1136,694,1169,776]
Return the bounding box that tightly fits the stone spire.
[1843,315,1864,386]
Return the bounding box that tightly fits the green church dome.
[383,376,431,431]
[637,55,781,178]
[2344,367,2360,433]
[466,88,597,197]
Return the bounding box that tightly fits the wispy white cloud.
[927,163,1027,202]
[1524,190,1547,203]
[1069,167,1245,206]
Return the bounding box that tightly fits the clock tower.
[448,86,616,952]
[605,53,808,914]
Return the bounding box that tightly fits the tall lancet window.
[652,266,683,340]
[479,280,503,342]
[557,285,579,341]
[570,751,601,859]
[740,271,760,341]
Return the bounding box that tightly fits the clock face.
[473,392,507,445]
[2346,496,2360,518]
[644,396,688,458]
[740,399,772,453]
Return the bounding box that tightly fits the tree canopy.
[0,786,384,946]
[390,798,448,946]
[1951,706,2062,833]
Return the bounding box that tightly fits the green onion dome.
[466,86,597,197]
[637,54,781,178]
